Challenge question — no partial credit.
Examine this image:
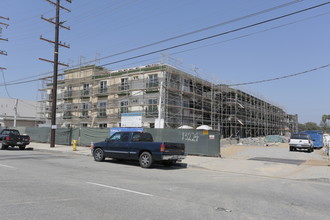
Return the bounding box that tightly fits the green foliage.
[298,121,330,133]
[305,122,320,130]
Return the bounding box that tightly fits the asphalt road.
[1,149,329,220]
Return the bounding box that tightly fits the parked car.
[91,131,185,168]
[0,128,30,150]
[289,133,313,152]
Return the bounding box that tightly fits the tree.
[298,123,306,132]
[305,122,320,131]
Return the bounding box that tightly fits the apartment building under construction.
[38,63,298,138]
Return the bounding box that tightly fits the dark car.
[92,131,185,168]
[0,128,30,150]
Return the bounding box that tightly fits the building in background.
[0,98,43,128]
[38,63,298,137]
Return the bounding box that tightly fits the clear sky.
[0,0,329,124]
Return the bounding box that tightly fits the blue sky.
[0,0,329,124]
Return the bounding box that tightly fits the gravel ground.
[221,143,330,165]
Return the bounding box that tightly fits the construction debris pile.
[221,135,288,147]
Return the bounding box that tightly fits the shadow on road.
[249,157,305,165]
[102,158,187,170]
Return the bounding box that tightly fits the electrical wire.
[7,1,304,54]
[228,64,330,86]
[2,1,307,84]
[169,11,330,57]
[1,69,12,98]
[76,0,307,66]
[1,1,329,86]
[99,1,330,67]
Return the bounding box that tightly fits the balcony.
[97,109,107,118]
[80,110,89,118]
[98,87,108,94]
[81,90,90,97]
[146,81,159,88]
[63,112,73,119]
[96,87,108,97]
[119,84,129,91]
[64,91,73,98]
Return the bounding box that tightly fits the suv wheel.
[0,142,8,150]
[93,148,105,162]
[139,152,153,168]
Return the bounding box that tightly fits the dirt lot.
[221,143,330,166]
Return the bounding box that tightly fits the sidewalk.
[30,142,330,181]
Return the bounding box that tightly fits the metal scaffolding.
[38,59,297,137]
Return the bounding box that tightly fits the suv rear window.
[291,134,309,140]
[132,132,153,142]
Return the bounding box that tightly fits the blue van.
[301,130,324,149]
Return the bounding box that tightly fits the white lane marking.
[0,164,15,169]
[86,182,153,197]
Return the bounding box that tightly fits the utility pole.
[0,16,9,70]
[40,0,72,148]
[13,98,18,127]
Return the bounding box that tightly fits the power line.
[1,69,11,98]
[6,1,305,60]
[169,11,330,57]
[228,64,330,86]
[1,1,329,86]
[3,0,310,81]
[9,9,330,86]
[100,1,330,67]
[78,0,306,66]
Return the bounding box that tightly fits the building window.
[120,100,128,113]
[82,83,89,96]
[120,78,129,90]
[148,74,158,87]
[65,85,72,97]
[99,101,107,109]
[98,102,107,117]
[82,123,88,127]
[99,81,107,93]
[133,76,139,80]
[64,103,72,110]
[147,99,158,116]
[81,103,89,118]
[82,102,89,110]
[63,111,72,119]
[183,79,190,92]
[99,123,107,128]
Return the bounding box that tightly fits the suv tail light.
[160,143,165,153]
[6,136,10,141]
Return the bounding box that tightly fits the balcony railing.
[119,84,129,91]
[146,81,159,88]
[98,87,108,94]
[81,90,90,96]
[80,111,89,118]
[97,110,107,118]
[64,91,73,98]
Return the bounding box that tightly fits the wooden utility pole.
[0,16,9,70]
[40,0,72,148]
